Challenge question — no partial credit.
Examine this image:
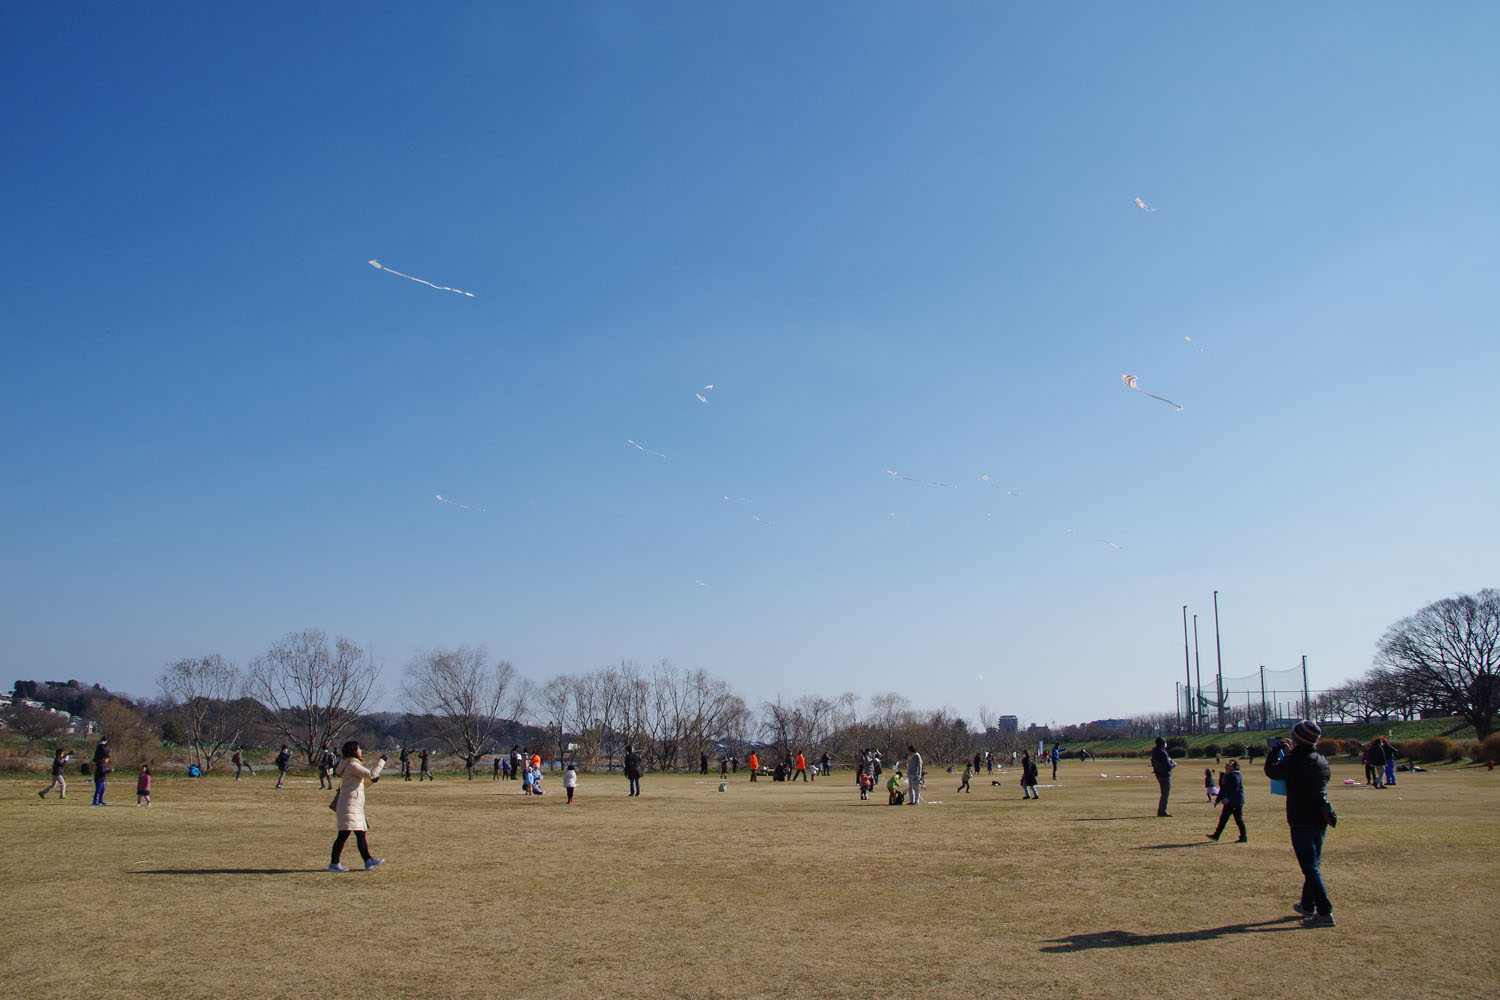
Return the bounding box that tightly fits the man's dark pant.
[1212,804,1246,839]
[1289,824,1332,916]
[1155,773,1171,815]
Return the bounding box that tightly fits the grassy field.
[1,758,1495,1000]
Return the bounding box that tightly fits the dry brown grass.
[1,758,1495,1000]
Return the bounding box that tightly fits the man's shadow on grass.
[130,868,314,876]
[1136,841,1214,850]
[1040,917,1300,952]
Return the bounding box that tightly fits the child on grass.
[564,763,578,803]
[1204,768,1217,803]
[136,764,152,807]
[958,764,974,794]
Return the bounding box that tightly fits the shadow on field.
[1068,817,1143,822]
[1136,841,1214,850]
[130,868,314,876]
[1040,917,1301,952]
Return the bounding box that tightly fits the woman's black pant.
[1213,804,1246,839]
[331,830,371,864]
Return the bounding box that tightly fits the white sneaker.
[364,858,384,871]
[328,863,350,872]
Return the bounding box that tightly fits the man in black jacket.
[1264,720,1336,927]
[1149,737,1175,816]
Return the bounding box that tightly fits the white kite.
[435,493,485,512]
[752,514,774,526]
[1133,197,1158,212]
[1094,538,1122,550]
[722,496,753,504]
[1121,374,1182,411]
[626,439,666,458]
[979,475,1021,495]
[368,260,474,297]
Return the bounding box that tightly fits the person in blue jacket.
[1206,759,1247,842]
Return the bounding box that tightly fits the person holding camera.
[329,740,386,872]
[1264,721,1336,927]
[1149,737,1175,816]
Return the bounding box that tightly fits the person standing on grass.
[91,738,111,805]
[564,763,578,803]
[40,748,70,799]
[1207,759,1246,842]
[136,764,152,807]
[1382,738,1398,787]
[821,752,832,778]
[700,753,709,776]
[1264,721,1336,927]
[1204,767,1218,803]
[493,755,502,781]
[906,745,923,805]
[1050,744,1060,781]
[400,745,411,781]
[464,752,476,781]
[511,746,523,781]
[419,748,432,781]
[1020,750,1039,799]
[794,751,808,782]
[274,744,292,789]
[748,750,759,781]
[1150,737,1175,816]
[318,743,337,790]
[329,740,386,872]
[623,745,643,796]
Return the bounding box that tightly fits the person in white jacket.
[329,740,386,872]
[906,745,923,805]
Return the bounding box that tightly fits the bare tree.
[158,654,248,772]
[1375,589,1500,739]
[3,702,72,754]
[246,628,381,764]
[404,645,522,763]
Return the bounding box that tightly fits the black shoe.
[1206,833,1220,841]
[1158,813,1172,817]
[1235,837,1248,843]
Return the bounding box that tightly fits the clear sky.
[3,3,1496,728]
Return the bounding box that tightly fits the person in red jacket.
[794,751,808,782]
[748,751,759,781]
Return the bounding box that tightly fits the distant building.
[998,715,1018,732]
[1089,719,1131,732]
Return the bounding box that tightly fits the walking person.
[328,740,386,872]
[40,748,70,799]
[400,745,411,781]
[419,748,432,781]
[232,746,254,780]
[1150,737,1176,816]
[623,745,643,797]
[906,745,923,805]
[1264,721,1337,927]
[1207,759,1247,842]
[985,751,994,773]
[794,751,808,782]
[318,743,337,790]
[136,764,152,807]
[1362,743,1380,788]
[748,750,759,782]
[1021,750,1039,799]
[564,763,578,803]
[958,763,973,793]
[274,744,292,789]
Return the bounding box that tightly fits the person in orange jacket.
[748,751,759,782]
[794,751,808,782]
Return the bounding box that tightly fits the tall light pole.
[1181,606,1192,736]
[1192,614,1203,736]
[1213,590,1226,735]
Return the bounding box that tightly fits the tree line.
[7,589,1495,768]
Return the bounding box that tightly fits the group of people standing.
[1362,737,1398,789]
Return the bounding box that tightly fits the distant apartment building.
[998,715,1019,732]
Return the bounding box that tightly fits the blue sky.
[3,3,1496,727]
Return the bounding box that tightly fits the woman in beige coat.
[329,740,387,872]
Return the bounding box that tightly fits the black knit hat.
[1292,720,1322,746]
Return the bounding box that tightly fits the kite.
[929,481,957,489]
[695,394,708,403]
[722,496,753,504]
[1094,538,1122,550]
[979,475,1020,495]
[367,260,474,297]
[1133,197,1158,212]
[626,439,666,458]
[1184,335,1207,355]
[435,493,485,512]
[886,469,920,482]
[752,514,774,526]
[694,579,710,587]
[1121,374,1182,411]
